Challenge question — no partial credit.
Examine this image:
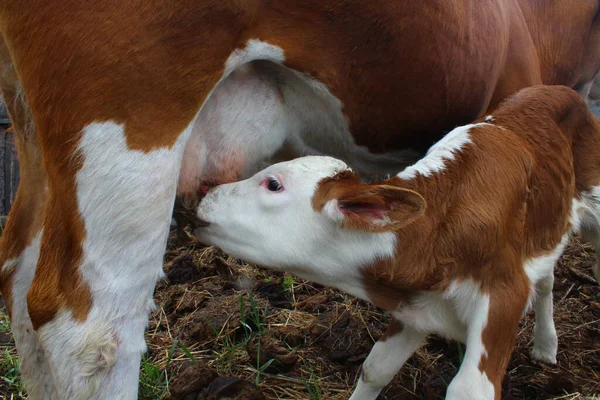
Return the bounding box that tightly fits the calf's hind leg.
[531,273,558,364]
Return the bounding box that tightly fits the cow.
[194,85,600,400]
[0,1,598,398]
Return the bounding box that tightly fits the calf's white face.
[194,156,426,291]
[194,156,349,271]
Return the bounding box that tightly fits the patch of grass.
[139,355,168,399]
[0,310,11,334]
[138,340,177,399]
[252,340,275,386]
[282,275,294,289]
[303,371,323,400]
[240,291,269,336]
[214,329,249,374]
[0,347,24,397]
[239,292,275,386]
[0,308,24,397]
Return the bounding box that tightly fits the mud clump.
[270,325,305,348]
[310,307,379,365]
[173,294,269,344]
[198,377,265,400]
[170,365,218,399]
[167,254,217,284]
[545,372,576,395]
[296,293,329,313]
[254,278,292,309]
[245,335,298,373]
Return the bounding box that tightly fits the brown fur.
[312,85,600,397]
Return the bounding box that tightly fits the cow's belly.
[178,60,419,195]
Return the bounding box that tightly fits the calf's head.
[194,156,426,283]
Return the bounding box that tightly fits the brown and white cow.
[194,85,600,400]
[0,0,599,398]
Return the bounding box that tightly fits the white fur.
[36,120,192,399]
[446,283,494,400]
[524,234,569,290]
[322,199,345,223]
[391,279,489,343]
[378,279,494,399]
[195,156,396,301]
[525,192,600,364]
[485,115,494,122]
[5,231,58,400]
[397,123,490,180]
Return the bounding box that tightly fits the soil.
[1,233,599,399]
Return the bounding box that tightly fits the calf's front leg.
[349,319,427,400]
[446,283,527,400]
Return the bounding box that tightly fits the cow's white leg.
[3,232,58,399]
[30,121,192,399]
[349,320,426,400]
[531,273,558,363]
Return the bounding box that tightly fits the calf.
[194,85,600,400]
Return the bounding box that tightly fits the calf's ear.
[319,182,426,232]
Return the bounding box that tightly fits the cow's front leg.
[349,319,427,400]
[26,120,192,399]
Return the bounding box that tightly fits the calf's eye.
[267,178,283,192]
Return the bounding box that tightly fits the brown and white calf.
[194,85,600,399]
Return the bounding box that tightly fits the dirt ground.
[1,231,599,399]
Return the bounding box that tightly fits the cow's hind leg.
[0,41,56,399]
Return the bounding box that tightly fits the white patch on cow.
[398,123,490,180]
[37,120,192,399]
[224,39,285,76]
[349,325,426,400]
[194,156,395,302]
[524,235,568,290]
[6,231,58,399]
[179,60,416,195]
[485,115,494,122]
